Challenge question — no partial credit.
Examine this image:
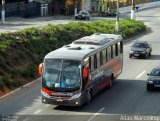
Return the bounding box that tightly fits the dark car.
[75,11,90,20]
[107,9,117,16]
[147,67,160,91]
[129,41,152,59]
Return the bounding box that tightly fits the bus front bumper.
[42,96,82,106]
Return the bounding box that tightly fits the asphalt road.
[0,13,126,33]
[0,7,160,121]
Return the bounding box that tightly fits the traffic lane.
[31,79,151,116]
[15,79,160,121]
[0,80,41,114]
[1,6,160,117]
[120,22,160,79]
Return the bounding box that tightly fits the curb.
[0,78,40,100]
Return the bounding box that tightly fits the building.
[0,0,41,18]
[0,0,156,18]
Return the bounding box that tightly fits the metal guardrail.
[119,1,160,14]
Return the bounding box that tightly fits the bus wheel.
[86,90,92,104]
[108,74,113,88]
[108,80,112,88]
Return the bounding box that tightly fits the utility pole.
[1,0,5,24]
[131,0,135,19]
[74,0,77,16]
[115,0,119,34]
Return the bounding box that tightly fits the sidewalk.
[0,15,74,33]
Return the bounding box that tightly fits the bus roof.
[44,33,122,60]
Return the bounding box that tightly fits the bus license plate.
[57,99,63,102]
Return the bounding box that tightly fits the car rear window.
[132,43,146,48]
[150,69,160,76]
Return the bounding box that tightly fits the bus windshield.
[42,59,81,91]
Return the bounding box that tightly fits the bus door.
[89,55,104,95]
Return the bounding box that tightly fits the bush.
[22,63,37,78]
[0,82,4,90]
[2,75,12,88]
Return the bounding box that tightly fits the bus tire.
[108,74,113,88]
[108,79,112,88]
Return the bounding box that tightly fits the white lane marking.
[23,118,29,121]
[136,71,146,79]
[34,110,42,114]
[87,107,105,121]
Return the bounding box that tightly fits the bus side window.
[118,42,121,54]
[90,56,94,71]
[103,49,106,64]
[113,44,116,57]
[97,52,100,68]
[111,46,113,59]
[94,54,97,69]
[100,51,103,65]
[107,47,111,61]
[115,43,118,56]
[105,49,108,62]
[120,41,123,53]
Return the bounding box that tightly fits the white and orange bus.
[38,33,123,106]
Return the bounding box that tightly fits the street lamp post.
[131,0,135,19]
[115,0,119,34]
[1,0,5,24]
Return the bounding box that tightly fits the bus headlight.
[70,93,81,100]
[41,90,50,98]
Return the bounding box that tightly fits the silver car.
[129,41,152,59]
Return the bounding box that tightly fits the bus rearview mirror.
[83,66,88,78]
[38,63,43,75]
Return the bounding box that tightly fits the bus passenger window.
[106,49,108,62]
[120,41,123,53]
[100,52,103,65]
[97,53,100,67]
[94,54,97,69]
[107,47,111,60]
[111,46,113,59]
[90,56,94,71]
[103,49,106,64]
[113,45,116,57]
[118,42,121,54]
[115,43,118,56]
